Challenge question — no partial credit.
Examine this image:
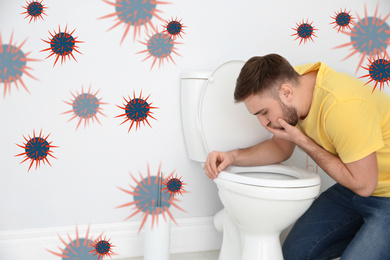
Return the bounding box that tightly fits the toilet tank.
[180,71,211,163]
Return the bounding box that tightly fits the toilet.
[180,60,321,260]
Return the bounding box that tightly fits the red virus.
[63,85,107,130]
[0,32,39,97]
[41,25,83,66]
[162,17,185,39]
[15,129,58,171]
[330,8,355,32]
[90,236,115,260]
[138,24,181,70]
[21,0,47,23]
[291,19,318,45]
[116,90,158,132]
[116,162,186,233]
[360,53,390,92]
[99,0,170,44]
[162,174,186,198]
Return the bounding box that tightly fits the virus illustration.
[333,3,390,74]
[41,25,82,67]
[360,54,390,92]
[116,163,186,233]
[330,8,355,32]
[116,90,158,132]
[63,85,107,130]
[90,236,115,260]
[15,130,58,171]
[137,24,181,70]
[21,0,47,23]
[162,174,186,198]
[99,0,170,44]
[162,17,185,39]
[47,225,102,260]
[291,19,318,45]
[0,32,39,97]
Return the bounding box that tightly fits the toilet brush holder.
[144,210,171,260]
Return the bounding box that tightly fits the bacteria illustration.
[99,0,170,43]
[90,236,115,260]
[21,0,47,23]
[137,24,181,70]
[360,54,390,92]
[116,163,186,233]
[0,32,39,97]
[162,174,186,198]
[334,3,390,73]
[116,90,158,132]
[63,85,107,130]
[41,25,82,66]
[15,130,58,171]
[330,8,354,32]
[47,225,101,260]
[291,19,318,45]
[162,17,185,39]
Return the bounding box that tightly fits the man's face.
[244,93,298,130]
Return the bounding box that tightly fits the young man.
[204,54,390,259]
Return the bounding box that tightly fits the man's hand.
[265,118,305,144]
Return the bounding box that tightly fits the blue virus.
[100,0,169,43]
[63,86,107,130]
[291,19,318,45]
[15,130,57,171]
[116,91,158,132]
[334,4,390,73]
[117,163,186,232]
[138,25,181,69]
[162,175,186,198]
[21,0,47,23]
[163,17,185,39]
[47,225,100,260]
[90,237,114,260]
[331,8,354,32]
[361,55,390,92]
[0,33,38,97]
[41,25,82,66]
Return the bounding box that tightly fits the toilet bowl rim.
[217,163,321,188]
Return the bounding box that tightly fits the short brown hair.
[234,54,301,102]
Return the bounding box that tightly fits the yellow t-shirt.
[294,62,390,197]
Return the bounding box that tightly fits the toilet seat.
[219,164,321,188]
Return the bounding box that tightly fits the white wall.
[0,0,389,256]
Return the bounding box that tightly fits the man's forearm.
[297,135,364,194]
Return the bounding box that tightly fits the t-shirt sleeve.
[325,99,385,163]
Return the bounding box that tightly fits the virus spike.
[15,130,57,171]
[63,85,106,130]
[90,236,115,260]
[360,53,390,92]
[116,91,158,132]
[117,163,186,232]
[41,25,82,66]
[335,3,390,73]
[0,33,38,97]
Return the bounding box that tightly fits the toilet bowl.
[180,60,321,260]
[215,165,320,260]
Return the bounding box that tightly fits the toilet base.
[215,209,283,260]
[241,233,283,260]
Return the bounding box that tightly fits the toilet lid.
[200,61,272,153]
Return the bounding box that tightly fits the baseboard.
[0,216,222,260]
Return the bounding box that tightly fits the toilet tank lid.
[181,71,211,79]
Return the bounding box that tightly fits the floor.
[119,250,220,260]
